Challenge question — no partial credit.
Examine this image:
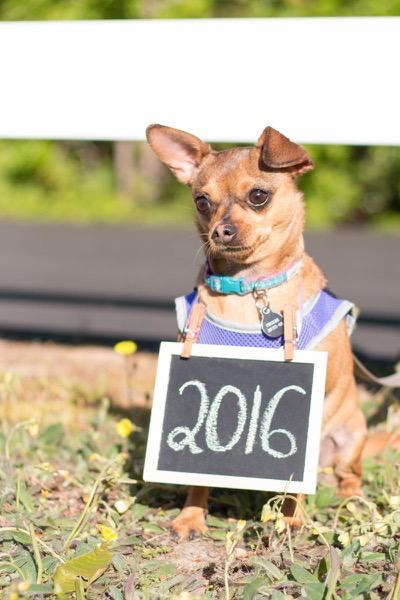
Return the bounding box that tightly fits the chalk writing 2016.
[167,381,305,458]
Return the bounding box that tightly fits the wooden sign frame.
[144,342,327,494]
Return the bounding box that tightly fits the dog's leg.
[318,321,367,498]
[323,381,367,498]
[170,486,208,540]
[333,407,367,498]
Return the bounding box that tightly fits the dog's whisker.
[193,241,210,264]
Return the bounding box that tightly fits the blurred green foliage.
[0,139,399,229]
[0,0,399,229]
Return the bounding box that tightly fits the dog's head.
[146,125,313,267]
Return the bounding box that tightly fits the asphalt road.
[0,221,398,369]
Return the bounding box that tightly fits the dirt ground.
[0,338,158,408]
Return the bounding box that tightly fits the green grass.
[1,368,400,599]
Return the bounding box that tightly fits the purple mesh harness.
[175,289,356,350]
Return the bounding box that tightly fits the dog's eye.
[195,196,211,213]
[248,189,271,208]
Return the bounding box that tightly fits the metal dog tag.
[260,306,284,338]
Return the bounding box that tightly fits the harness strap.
[353,354,400,388]
[178,293,399,388]
[283,304,296,361]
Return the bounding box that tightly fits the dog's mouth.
[214,244,254,257]
[216,244,251,253]
[221,246,251,253]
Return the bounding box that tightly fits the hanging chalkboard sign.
[144,342,327,494]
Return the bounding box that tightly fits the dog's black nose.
[212,223,237,244]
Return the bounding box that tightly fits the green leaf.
[142,523,164,534]
[11,529,32,544]
[75,577,85,600]
[206,529,226,540]
[249,558,284,581]
[206,515,230,529]
[325,546,341,597]
[19,480,35,513]
[243,576,267,600]
[42,556,57,572]
[341,573,382,597]
[340,541,360,568]
[53,543,112,594]
[112,553,126,573]
[141,561,176,578]
[45,516,76,529]
[115,535,141,547]
[108,585,124,600]
[158,574,185,591]
[315,486,338,508]
[360,551,385,563]
[131,503,148,521]
[290,564,317,584]
[15,549,37,583]
[303,582,326,600]
[39,423,64,445]
[341,573,369,588]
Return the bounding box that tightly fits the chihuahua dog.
[146,124,367,540]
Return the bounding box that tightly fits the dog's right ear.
[146,124,211,185]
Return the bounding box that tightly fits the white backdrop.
[0,17,399,145]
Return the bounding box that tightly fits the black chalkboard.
[144,342,327,493]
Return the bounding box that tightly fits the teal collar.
[204,259,303,296]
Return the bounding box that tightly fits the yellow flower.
[27,422,39,437]
[97,524,118,542]
[236,519,246,533]
[41,489,51,498]
[338,531,350,546]
[261,505,276,523]
[89,453,101,462]
[275,517,286,533]
[116,418,135,437]
[114,340,138,356]
[38,462,52,472]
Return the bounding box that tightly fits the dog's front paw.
[338,478,363,498]
[170,506,207,540]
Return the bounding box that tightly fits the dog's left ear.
[256,126,313,175]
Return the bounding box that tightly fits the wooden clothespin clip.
[283,304,297,361]
[180,303,206,359]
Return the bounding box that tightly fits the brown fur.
[146,124,368,539]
